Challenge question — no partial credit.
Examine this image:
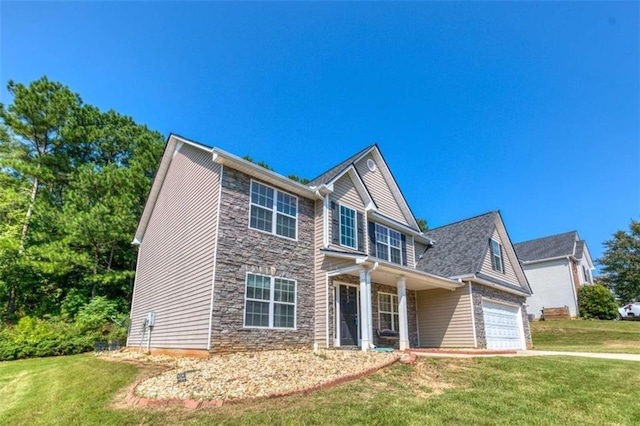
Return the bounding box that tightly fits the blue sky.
[2,2,638,269]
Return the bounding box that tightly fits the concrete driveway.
[412,350,640,362]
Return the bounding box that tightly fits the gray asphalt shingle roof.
[513,231,578,262]
[416,211,498,278]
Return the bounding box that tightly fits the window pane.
[340,206,356,248]
[390,247,402,265]
[276,192,297,217]
[274,303,295,328]
[245,300,270,327]
[376,242,389,261]
[389,229,401,248]
[379,294,391,312]
[375,224,389,244]
[250,205,273,232]
[276,214,296,239]
[246,274,270,300]
[274,278,295,303]
[380,313,393,330]
[391,295,398,313]
[251,182,274,209]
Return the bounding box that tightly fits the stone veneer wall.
[210,167,316,353]
[471,284,533,349]
[328,275,419,348]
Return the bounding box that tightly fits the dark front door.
[339,285,359,346]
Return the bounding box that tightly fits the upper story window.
[340,205,357,248]
[249,181,297,240]
[582,265,591,283]
[490,239,504,273]
[244,273,296,329]
[374,223,402,265]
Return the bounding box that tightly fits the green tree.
[599,220,640,303]
[416,218,429,232]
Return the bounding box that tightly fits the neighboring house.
[127,134,533,355]
[514,231,595,319]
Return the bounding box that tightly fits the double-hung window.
[378,293,399,331]
[490,239,503,273]
[244,273,296,329]
[340,205,357,248]
[250,181,297,239]
[374,224,402,265]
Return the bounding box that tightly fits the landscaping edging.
[122,352,406,409]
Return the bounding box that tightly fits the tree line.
[0,77,165,322]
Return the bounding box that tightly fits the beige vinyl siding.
[416,288,475,348]
[127,144,221,350]
[314,199,327,346]
[480,228,519,284]
[328,174,365,253]
[355,154,408,226]
[406,235,415,268]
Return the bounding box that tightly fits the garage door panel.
[482,302,522,350]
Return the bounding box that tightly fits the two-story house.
[127,134,532,356]
[514,231,595,319]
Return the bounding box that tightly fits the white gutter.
[453,274,531,297]
[369,211,433,244]
[520,254,577,265]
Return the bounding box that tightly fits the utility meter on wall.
[146,311,156,327]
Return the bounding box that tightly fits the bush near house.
[578,284,618,320]
[0,297,127,361]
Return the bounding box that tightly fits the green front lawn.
[2,354,639,425]
[531,319,640,353]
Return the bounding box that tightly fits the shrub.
[578,284,618,320]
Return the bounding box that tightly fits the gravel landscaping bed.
[100,349,400,402]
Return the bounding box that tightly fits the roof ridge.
[425,210,499,233]
[514,230,578,246]
[307,143,377,186]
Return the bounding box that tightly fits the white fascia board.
[582,244,595,269]
[356,257,463,289]
[209,146,321,199]
[368,148,421,231]
[320,249,368,262]
[520,255,572,265]
[454,274,531,297]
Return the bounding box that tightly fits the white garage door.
[482,301,523,350]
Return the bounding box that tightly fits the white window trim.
[338,203,357,249]
[378,292,399,332]
[243,272,297,330]
[249,179,298,241]
[374,223,403,265]
[490,239,503,273]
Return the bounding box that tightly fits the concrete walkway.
[412,350,640,362]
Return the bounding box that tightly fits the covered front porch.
[323,251,464,351]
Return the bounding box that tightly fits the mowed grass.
[531,319,640,353]
[2,353,640,425]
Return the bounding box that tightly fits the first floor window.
[245,273,296,328]
[378,293,399,331]
[490,239,503,273]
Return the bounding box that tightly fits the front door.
[339,285,359,346]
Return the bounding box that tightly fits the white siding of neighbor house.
[354,153,409,226]
[127,144,221,349]
[480,228,520,284]
[523,258,577,319]
[416,288,475,348]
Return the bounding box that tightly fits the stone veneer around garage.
[209,166,316,353]
[471,283,533,349]
[328,275,419,348]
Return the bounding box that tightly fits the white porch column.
[397,276,410,350]
[359,268,371,351]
